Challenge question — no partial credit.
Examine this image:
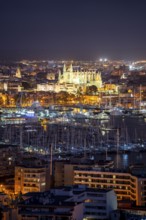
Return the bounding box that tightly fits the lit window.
[41,183,46,186]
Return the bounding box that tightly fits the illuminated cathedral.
[58,63,102,88]
[37,63,103,93]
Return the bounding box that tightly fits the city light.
[99,58,108,62]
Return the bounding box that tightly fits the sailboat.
[130,85,143,118]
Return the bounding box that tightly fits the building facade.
[37,64,103,94]
[15,165,50,194]
[54,161,146,207]
[17,185,117,220]
[58,64,102,88]
[73,168,146,206]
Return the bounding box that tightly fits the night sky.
[0,0,146,61]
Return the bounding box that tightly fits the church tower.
[67,63,73,73]
[63,63,66,73]
[16,68,21,78]
[95,72,102,88]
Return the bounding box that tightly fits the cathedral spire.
[63,63,66,73]
[16,67,21,78]
[68,63,73,72]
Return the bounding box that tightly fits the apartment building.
[54,159,114,187]
[15,159,50,194]
[73,167,146,206]
[17,185,117,220]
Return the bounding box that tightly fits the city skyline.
[1,0,146,60]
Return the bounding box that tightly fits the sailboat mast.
[116,129,119,168]
[133,89,136,109]
[20,125,23,150]
[50,144,53,176]
[140,84,142,111]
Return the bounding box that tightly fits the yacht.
[109,107,124,116]
[95,111,109,120]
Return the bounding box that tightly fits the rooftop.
[19,185,113,207]
[74,166,146,178]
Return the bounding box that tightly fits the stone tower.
[16,68,21,78]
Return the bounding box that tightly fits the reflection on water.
[114,153,126,169]
[96,152,146,168]
[122,154,128,168]
[99,115,146,168]
[136,153,142,161]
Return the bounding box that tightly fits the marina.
[0,105,146,168]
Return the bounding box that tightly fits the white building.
[17,185,117,220]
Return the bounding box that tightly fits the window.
[41,183,46,186]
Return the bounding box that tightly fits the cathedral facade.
[37,64,103,94]
[58,64,102,88]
